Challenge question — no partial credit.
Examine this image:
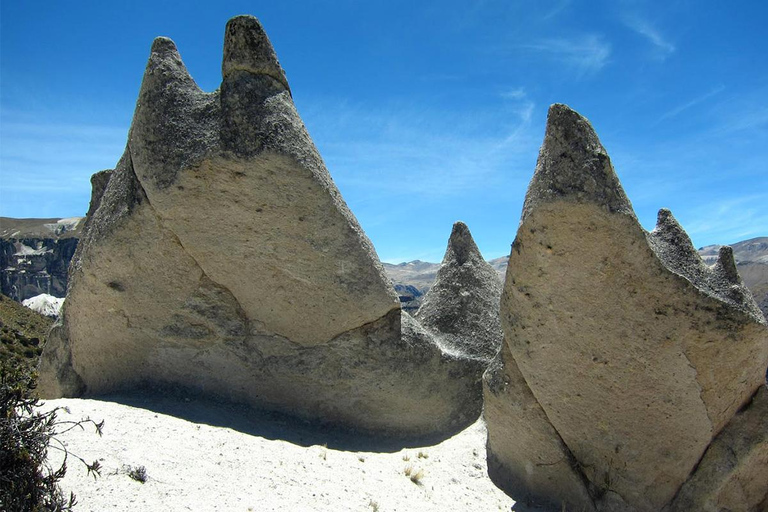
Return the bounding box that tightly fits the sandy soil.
[42,394,516,511]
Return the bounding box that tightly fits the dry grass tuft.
[404,463,425,484]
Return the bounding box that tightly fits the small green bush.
[127,465,148,484]
[0,362,102,511]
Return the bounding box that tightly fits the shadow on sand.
[90,385,473,454]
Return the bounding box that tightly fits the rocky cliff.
[0,217,82,301]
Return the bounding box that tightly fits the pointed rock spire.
[222,15,290,92]
[648,208,709,282]
[522,103,634,221]
[648,208,764,323]
[144,36,199,91]
[486,103,768,510]
[415,221,503,362]
[444,221,482,266]
[714,246,740,284]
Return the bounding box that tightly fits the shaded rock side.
[483,341,596,511]
[415,221,503,362]
[667,384,768,512]
[38,15,483,438]
[487,103,768,511]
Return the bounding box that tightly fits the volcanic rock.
[415,221,503,362]
[484,104,768,511]
[38,15,484,438]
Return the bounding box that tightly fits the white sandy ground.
[41,396,517,511]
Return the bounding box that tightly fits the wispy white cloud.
[517,34,611,76]
[541,0,572,20]
[300,93,539,201]
[715,105,768,134]
[295,93,540,261]
[500,87,526,100]
[622,13,675,59]
[0,119,126,217]
[658,85,726,122]
[682,194,768,246]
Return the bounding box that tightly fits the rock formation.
[484,104,768,511]
[415,221,503,362]
[700,237,768,320]
[38,16,485,438]
[0,217,81,301]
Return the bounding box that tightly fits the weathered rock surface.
[484,341,596,511]
[38,15,485,438]
[667,384,768,512]
[484,103,768,511]
[0,217,82,301]
[415,221,503,362]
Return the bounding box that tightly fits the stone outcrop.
[415,221,503,362]
[38,15,485,438]
[484,104,768,511]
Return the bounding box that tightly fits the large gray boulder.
[38,15,484,438]
[484,103,768,511]
[415,221,503,362]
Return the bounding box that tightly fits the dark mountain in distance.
[0,217,83,301]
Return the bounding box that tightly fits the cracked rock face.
[415,221,503,362]
[38,15,484,438]
[484,104,768,511]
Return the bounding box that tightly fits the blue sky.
[1,1,766,262]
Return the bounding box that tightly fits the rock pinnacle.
[222,15,290,92]
[445,221,482,266]
[522,103,634,221]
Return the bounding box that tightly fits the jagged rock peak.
[415,221,503,363]
[714,245,740,283]
[150,36,179,56]
[222,15,290,93]
[522,103,634,221]
[144,36,198,91]
[648,208,765,324]
[84,170,113,222]
[445,221,482,266]
[648,208,707,277]
[652,208,698,255]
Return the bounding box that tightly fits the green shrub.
[0,363,102,511]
